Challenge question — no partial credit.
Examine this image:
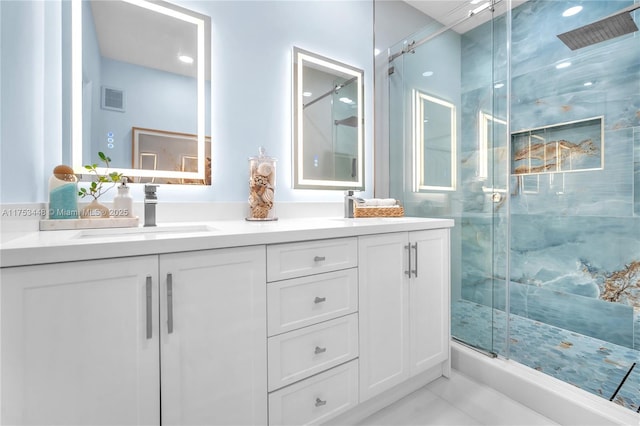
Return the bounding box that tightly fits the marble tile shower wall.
[459,0,640,350]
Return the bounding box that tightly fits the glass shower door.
[387,8,509,356]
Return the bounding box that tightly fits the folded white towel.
[378,198,397,206]
[361,198,397,207]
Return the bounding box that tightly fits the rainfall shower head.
[557,4,640,50]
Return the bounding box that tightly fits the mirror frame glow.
[413,90,456,192]
[293,47,364,190]
[71,0,207,182]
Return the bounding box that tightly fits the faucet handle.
[144,184,158,200]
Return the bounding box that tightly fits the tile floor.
[357,371,557,426]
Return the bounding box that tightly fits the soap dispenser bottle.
[113,177,133,217]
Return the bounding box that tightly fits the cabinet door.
[160,246,267,426]
[1,257,160,426]
[409,229,450,375]
[358,233,410,402]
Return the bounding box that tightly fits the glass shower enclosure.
[386,0,639,412]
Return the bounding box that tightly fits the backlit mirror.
[293,47,364,190]
[71,0,211,184]
[413,90,456,191]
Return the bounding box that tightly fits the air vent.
[101,86,125,112]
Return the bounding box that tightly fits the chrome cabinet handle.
[315,397,327,407]
[314,296,326,304]
[314,256,326,262]
[411,242,418,278]
[167,273,174,334]
[145,276,152,340]
[405,244,411,277]
[314,346,327,355]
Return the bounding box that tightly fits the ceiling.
[405,0,528,34]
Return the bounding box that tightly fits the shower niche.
[511,117,603,175]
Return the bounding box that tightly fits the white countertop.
[0,217,454,268]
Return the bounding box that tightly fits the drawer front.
[267,238,357,282]
[267,314,358,391]
[268,360,358,426]
[267,268,358,336]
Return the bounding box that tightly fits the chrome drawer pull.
[314,256,326,262]
[315,398,327,407]
[314,346,327,355]
[314,296,326,304]
[405,244,411,277]
[411,242,418,278]
[167,273,174,334]
[145,276,153,340]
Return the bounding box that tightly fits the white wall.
[0,0,374,204]
[1,1,62,204]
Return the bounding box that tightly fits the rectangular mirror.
[293,47,364,190]
[413,90,456,191]
[71,0,211,184]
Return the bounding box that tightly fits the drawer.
[267,314,358,391]
[268,360,358,426]
[267,268,358,336]
[267,238,357,282]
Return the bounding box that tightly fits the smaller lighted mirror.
[413,90,456,191]
[293,47,364,190]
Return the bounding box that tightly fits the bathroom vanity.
[0,217,453,425]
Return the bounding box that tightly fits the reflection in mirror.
[478,111,507,192]
[71,0,210,184]
[413,90,456,191]
[293,47,364,190]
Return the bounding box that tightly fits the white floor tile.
[357,371,557,426]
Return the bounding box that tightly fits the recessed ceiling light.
[562,6,583,17]
[494,83,505,89]
[583,81,593,86]
[339,97,354,104]
[422,71,434,77]
[303,91,312,97]
[374,48,381,56]
[178,55,194,64]
[470,0,483,4]
[556,61,571,69]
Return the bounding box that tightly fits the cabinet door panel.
[160,246,267,426]
[409,229,450,375]
[1,257,159,426]
[358,233,410,401]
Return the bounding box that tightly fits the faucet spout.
[144,184,158,227]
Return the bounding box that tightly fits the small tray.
[39,217,139,231]
[354,204,404,218]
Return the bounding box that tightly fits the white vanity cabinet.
[159,246,267,426]
[0,217,453,426]
[1,256,161,426]
[266,238,360,426]
[358,229,450,402]
[0,246,267,426]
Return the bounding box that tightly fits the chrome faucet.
[344,190,364,218]
[144,184,158,227]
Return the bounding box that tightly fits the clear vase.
[247,147,277,221]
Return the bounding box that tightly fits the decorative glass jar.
[247,147,277,221]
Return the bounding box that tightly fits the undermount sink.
[75,224,217,239]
